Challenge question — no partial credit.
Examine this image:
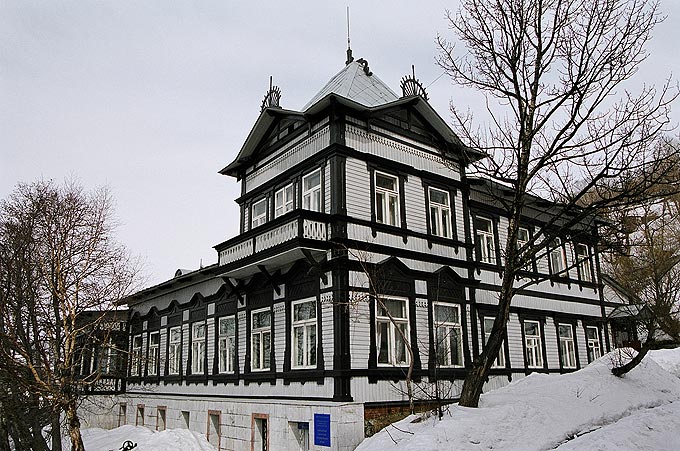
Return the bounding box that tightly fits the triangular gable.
[429,266,466,300]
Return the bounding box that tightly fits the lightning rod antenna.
[345,6,354,65]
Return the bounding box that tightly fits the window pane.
[252,334,261,369]
[518,227,529,243]
[450,327,462,366]
[434,304,458,324]
[377,321,389,364]
[524,321,539,336]
[253,311,271,328]
[308,325,316,366]
[475,217,492,233]
[558,324,573,338]
[379,299,406,319]
[220,317,235,336]
[388,195,398,225]
[295,327,304,366]
[304,171,320,191]
[395,323,408,364]
[376,173,397,191]
[263,332,271,369]
[294,301,316,321]
[586,327,598,340]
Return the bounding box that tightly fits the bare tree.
[0,180,139,451]
[604,157,680,375]
[436,0,679,407]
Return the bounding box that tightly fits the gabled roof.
[302,60,399,110]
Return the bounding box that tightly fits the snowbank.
[65,425,216,451]
[357,349,680,451]
[649,347,680,378]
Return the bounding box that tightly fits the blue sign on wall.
[314,413,331,447]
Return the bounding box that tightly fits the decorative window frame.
[167,325,182,376]
[575,243,594,283]
[251,198,268,229]
[217,315,236,374]
[427,186,454,239]
[375,296,411,367]
[374,170,401,227]
[147,331,160,376]
[302,168,322,212]
[250,307,273,372]
[520,317,547,371]
[473,215,499,265]
[131,334,142,377]
[432,302,464,368]
[557,322,578,370]
[482,316,507,369]
[190,321,206,375]
[585,324,603,363]
[548,237,568,277]
[274,183,295,218]
[291,298,318,370]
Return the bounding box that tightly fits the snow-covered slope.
[357,348,680,451]
[64,425,216,451]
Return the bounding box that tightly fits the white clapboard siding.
[274,302,285,372]
[244,126,331,193]
[237,310,247,372]
[321,300,334,370]
[349,297,371,369]
[345,157,372,220]
[324,164,331,214]
[403,176,427,234]
[207,317,215,373]
[507,313,525,368]
[576,320,588,367]
[543,320,559,369]
[415,299,430,368]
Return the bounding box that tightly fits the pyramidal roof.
[302,59,399,110]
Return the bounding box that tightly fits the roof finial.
[345,6,354,65]
[400,65,429,100]
[260,76,282,112]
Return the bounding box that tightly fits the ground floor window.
[292,299,317,369]
[524,320,543,368]
[586,326,602,362]
[136,405,144,426]
[251,309,272,371]
[433,302,463,367]
[376,297,410,366]
[218,316,236,373]
[156,406,166,431]
[558,323,577,369]
[484,316,506,368]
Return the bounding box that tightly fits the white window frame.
[148,331,159,376]
[374,171,400,227]
[428,187,453,238]
[168,326,181,375]
[586,326,602,362]
[475,217,496,264]
[218,316,236,374]
[302,169,321,212]
[524,320,543,369]
[549,238,566,275]
[483,316,506,368]
[131,334,142,376]
[251,198,268,229]
[101,346,117,375]
[558,323,577,369]
[376,296,410,366]
[251,308,272,371]
[274,183,294,218]
[292,298,317,369]
[433,302,464,367]
[517,227,531,270]
[576,243,593,282]
[191,322,206,374]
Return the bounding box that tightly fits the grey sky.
[2,1,679,286]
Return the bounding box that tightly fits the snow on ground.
[357,348,680,451]
[64,425,216,451]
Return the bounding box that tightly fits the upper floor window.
[429,187,452,238]
[475,217,496,264]
[376,297,409,366]
[148,332,159,376]
[251,308,271,371]
[517,227,531,270]
[586,326,602,362]
[433,303,463,367]
[558,324,577,369]
[524,320,543,368]
[218,316,236,374]
[576,243,593,282]
[275,183,294,218]
[549,238,566,275]
[131,335,142,376]
[168,326,181,375]
[191,322,206,374]
[252,198,268,229]
[483,316,505,368]
[101,346,119,375]
[302,169,321,212]
[375,172,400,227]
[292,299,317,369]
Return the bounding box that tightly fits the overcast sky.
[2,1,679,287]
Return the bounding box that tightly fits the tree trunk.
[52,415,63,451]
[65,399,85,451]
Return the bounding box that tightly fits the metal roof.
[302,60,398,110]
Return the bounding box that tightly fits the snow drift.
[357,348,680,451]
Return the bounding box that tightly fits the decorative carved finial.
[356,58,372,76]
[260,76,281,112]
[400,65,428,100]
[345,6,354,65]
